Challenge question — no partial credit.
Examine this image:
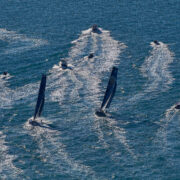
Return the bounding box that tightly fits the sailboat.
[29,74,46,125]
[95,67,118,117]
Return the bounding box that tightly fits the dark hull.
[95,110,106,117]
[175,104,180,109]
[29,120,41,126]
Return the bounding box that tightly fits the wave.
[95,116,137,159]
[154,104,178,150]
[23,118,99,179]
[125,42,174,105]
[0,76,38,109]
[0,27,125,110]
[48,27,136,160]
[0,27,134,173]
[0,131,22,179]
[141,42,174,91]
[43,27,138,171]
[50,27,126,105]
[0,28,48,54]
[0,73,12,80]
[0,76,13,108]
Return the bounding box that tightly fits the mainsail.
[100,67,118,110]
[34,74,46,120]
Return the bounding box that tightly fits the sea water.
[0,0,180,179]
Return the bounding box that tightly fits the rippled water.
[0,0,180,179]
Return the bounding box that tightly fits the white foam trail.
[0,131,22,179]
[48,30,92,105]
[0,73,12,80]
[88,29,134,157]
[24,119,98,179]
[98,116,137,159]
[49,73,70,104]
[0,28,47,54]
[70,28,125,103]
[49,67,82,106]
[0,78,38,109]
[127,42,174,104]
[93,118,110,149]
[155,105,177,149]
[48,27,132,161]
[67,27,134,158]
[142,42,174,91]
[0,26,131,171]
[47,28,126,108]
[110,119,136,158]
[100,30,125,70]
[0,77,13,108]
[72,28,133,157]
[0,29,47,107]
[70,29,91,60]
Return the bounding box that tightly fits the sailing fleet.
[28,25,178,125]
[29,25,118,125]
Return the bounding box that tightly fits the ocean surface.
[0,0,180,179]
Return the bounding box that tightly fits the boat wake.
[125,42,174,105]
[0,28,47,55]
[0,27,135,177]
[24,118,99,179]
[48,27,135,166]
[0,77,39,109]
[155,104,179,150]
[0,131,22,179]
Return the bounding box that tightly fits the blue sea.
[0,0,180,179]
